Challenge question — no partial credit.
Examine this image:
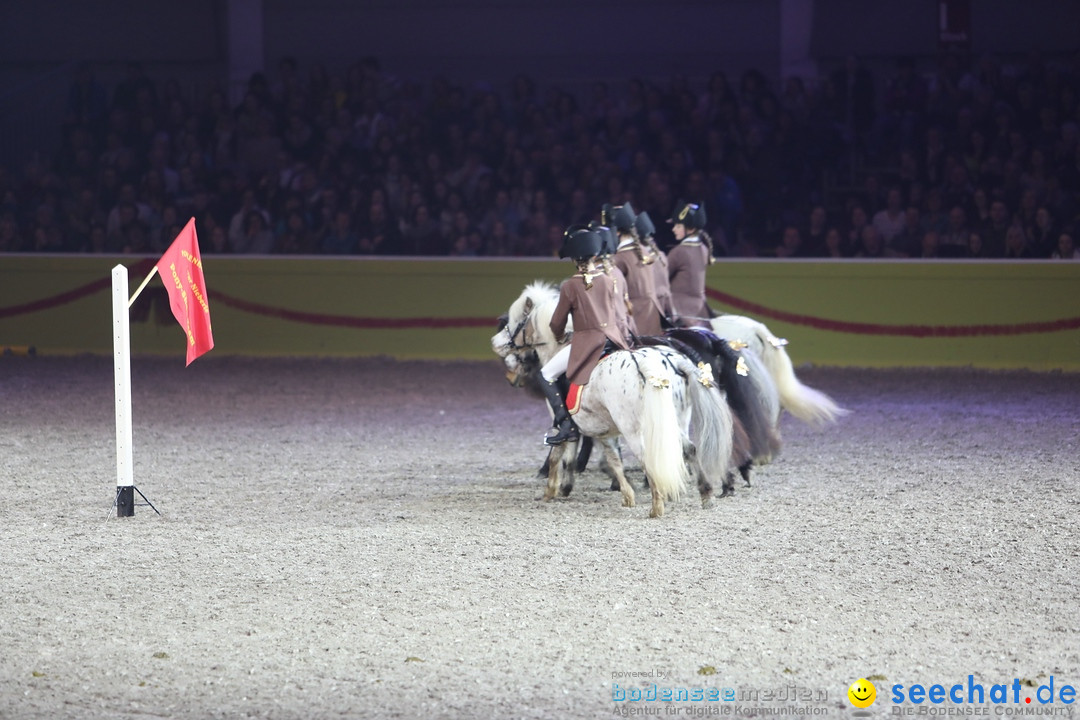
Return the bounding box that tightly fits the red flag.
[156,218,214,365]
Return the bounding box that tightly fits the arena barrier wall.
[1,255,1078,370]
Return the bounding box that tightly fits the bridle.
[504,309,547,353]
[499,306,552,388]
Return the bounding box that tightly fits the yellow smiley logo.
[848,678,877,708]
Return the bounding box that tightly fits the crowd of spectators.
[1,51,1079,259]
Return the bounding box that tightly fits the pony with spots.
[493,281,733,518]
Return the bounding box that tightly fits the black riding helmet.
[669,200,707,230]
[588,221,617,256]
[601,202,637,233]
[635,211,656,239]
[559,225,603,261]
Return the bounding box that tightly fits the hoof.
[559,483,573,498]
[719,488,735,499]
[739,464,753,488]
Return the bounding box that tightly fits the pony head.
[490,281,567,366]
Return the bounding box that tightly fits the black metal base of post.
[113,486,161,518]
[116,486,135,517]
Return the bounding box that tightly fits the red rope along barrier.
[706,288,1080,337]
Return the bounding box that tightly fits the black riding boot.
[540,377,580,446]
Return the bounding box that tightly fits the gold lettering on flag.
[169,262,195,347]
[156,218,214,365]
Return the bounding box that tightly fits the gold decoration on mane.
[696,362,715,388]
[767,335,789,348]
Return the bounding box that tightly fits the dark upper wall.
[262,0,780,89]
[2,0,1077,92]
[967,0,1079,55]
[811,0,1080,60]
[0,0,223,74]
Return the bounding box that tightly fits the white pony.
[708,314,846,425]
[492,281,733,518]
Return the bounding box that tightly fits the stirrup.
[544,420,580,446]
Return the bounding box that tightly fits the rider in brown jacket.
[539,226,632,446]
[592,222,636,341]
[605,202,666,337]
[667,200,715,328]
[636,211,676,326]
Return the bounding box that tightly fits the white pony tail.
[710,314,846,426]
[759,337,848,425]
[672,353,734,482]
[638,355,690,503]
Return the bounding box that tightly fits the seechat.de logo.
[890,675,1077,706]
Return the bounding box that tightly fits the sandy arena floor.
[0,355,1078,719]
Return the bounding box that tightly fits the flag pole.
[112,265,136,516]
[128,265,158,308]
[111,264,161,517]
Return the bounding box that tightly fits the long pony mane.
[507,281,568,360]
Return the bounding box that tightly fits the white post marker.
[112,264,161,518]
[112,265,135,516]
